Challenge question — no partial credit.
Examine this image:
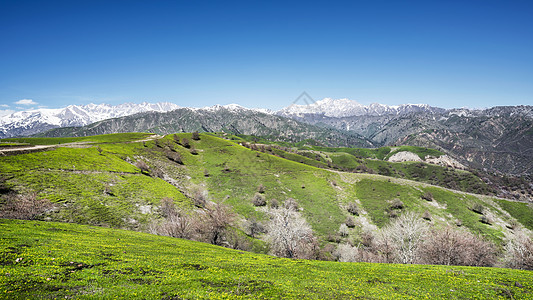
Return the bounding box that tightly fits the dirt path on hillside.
[0,144,57,155]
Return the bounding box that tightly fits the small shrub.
[149,208,194,240]
[480,215,492,225]
[160,197,177,218]
[96,146,103,155]
[471,203,484,214]
[252,193,266,207]
[244,218,265,238]
[135,160,150,174]
[331,180,337,186]
[422,210,432,221]
[190,147,198,155]
[182,138,190,148]
[327,233,341,243]
[507,219,519,230]
[284,198,299,211]
[191,186,208,208]
[347,202,359,216]
[257,184,265,194]
[390,199,404,210]
[455,219,463,227]
[345,216,356,228]
[192,131,200,140]
[166,151,183,164]
[203,169,210,177]
[269,199,279,209]
[421,191,434,201]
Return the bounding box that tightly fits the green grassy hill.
[1,132,531,244]
[2,219,532,299]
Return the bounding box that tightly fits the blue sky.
[1,0,532,114]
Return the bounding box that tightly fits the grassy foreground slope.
[2,219,532,300]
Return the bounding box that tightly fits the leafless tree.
[197,202,235,246]
[380,211,428,264]
[420,226,496,267]
[265,207,316,259]
[150,209,194,239]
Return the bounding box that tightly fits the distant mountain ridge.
[37,106,373,148]
[276,98,444,118]
[0,102,180,138]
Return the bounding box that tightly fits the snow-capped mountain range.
[276,98,440,118]
[0,98,440,138]
[0,102,180,138]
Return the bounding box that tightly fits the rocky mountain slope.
[288,102,533,175]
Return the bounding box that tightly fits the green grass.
[1,219,532,299]
[495,200,533,231]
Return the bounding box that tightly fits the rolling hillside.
[1,133,531,244]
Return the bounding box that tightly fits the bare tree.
[380,211,428,264]
[265,207,316,259]
[197,202,235,246]
[420,226,496,267]
[505,231,533,270]
[150,208,194,240]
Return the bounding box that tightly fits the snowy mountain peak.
[0,102,180,138]
[277,98,436,118]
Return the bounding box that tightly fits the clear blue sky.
[1,0,532,113]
